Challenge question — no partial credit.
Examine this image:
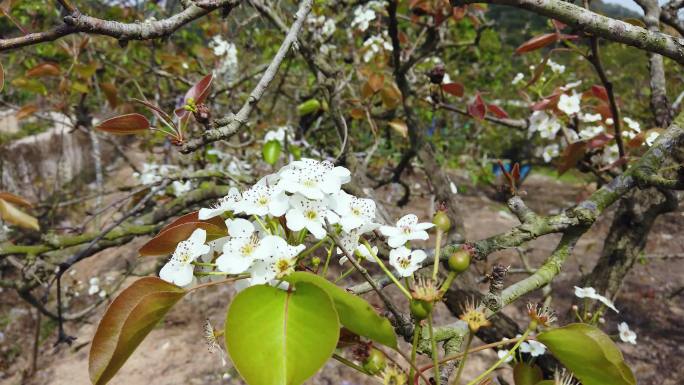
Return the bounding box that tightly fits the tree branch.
[0,0,239,52]
[453,0,684,65]
[179,0,313,153]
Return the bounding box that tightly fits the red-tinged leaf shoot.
[96,113,150,135]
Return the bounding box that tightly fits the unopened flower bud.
[193,103,211,125]
[362,348,387,375]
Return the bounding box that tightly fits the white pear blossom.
[511,72,524,85]
[574,286,619,312]
[172,180,192,196]
[351,4,377,31]
[278,159,350,200]
[217,235,268,275]
[618,322,637,344]
[579,125,604,140]
[199,187,241,220]
[645,131,660,146]
[285,194,338,239]
[264,126,294,145]
[247,235,305,285]
[548,59,565,74]
[623,117,641,131]
[580,112,602,123]
[520,340,546,357]
[362,33,393,62]
[528,111,561,139]
[389,246,427,277]
[235,184,289,217]
[210,35,233,56]
[332,191,377,232]
[541,144,559,163]
[557,93,581,115]
[88,277,100,296]
[497,349,513,363]
[160,229,210,287]
[336,223,381,264]
[380,214,434,248]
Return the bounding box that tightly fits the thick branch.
[454,0,684,65]
[0,1,238,52]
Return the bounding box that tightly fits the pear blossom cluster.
[158,159,435,288]
[526,83,659,166]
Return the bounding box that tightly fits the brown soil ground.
[1,172,683,385]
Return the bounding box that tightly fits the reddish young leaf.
[467,93,486,120]
[131,98,175,130]
[591,85,609,102]
[15,104,38,120]
[89,277,186,385]
[486,103,509,119]
[558,141,587,175]
[551,20,567,31]
[0,192,32,207]
[175,73,214,119]
[442,82,464,97]
[157,210,227,235]
[627,131,647,148]
[100,82,119,108]
[511,162,521,184]
[515,33,578,54]
[587,132,614,149]
[139,222,227,256]
[96,113,150,135]
[26,63,61,77]
[368,73,385,93]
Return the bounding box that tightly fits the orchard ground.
[1,169,682,385]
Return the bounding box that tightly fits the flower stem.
[428,313,440,385]
[362,239,412,299]
[409,320,421,380]
[192,261,217,267]
[321,243,334,276]
[464,327,532,385]
[432,229,443,281]
[252,215,271,235]
[297,236,328,262]
[332,353,371,376]
[451,332,473,385]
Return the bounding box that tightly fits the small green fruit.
[432,211,451,232]
[262,139,282,165]
[447,249,471,273]
[362,348,387,375]
[409,299,433,320]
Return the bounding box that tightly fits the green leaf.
[513,363,543,385]
[89,277,185,385]
[262,139,282,165]
[537,323,636,385]
[285,272,397,348]
[297,99,321,116]
[225,283,339,385]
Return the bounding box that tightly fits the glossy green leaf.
[285,272,397,348]
[262,139,282,165]
[537,323,636,385]
[225,283,339,385]
[513,363,543,385]
[89,277,185,385]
